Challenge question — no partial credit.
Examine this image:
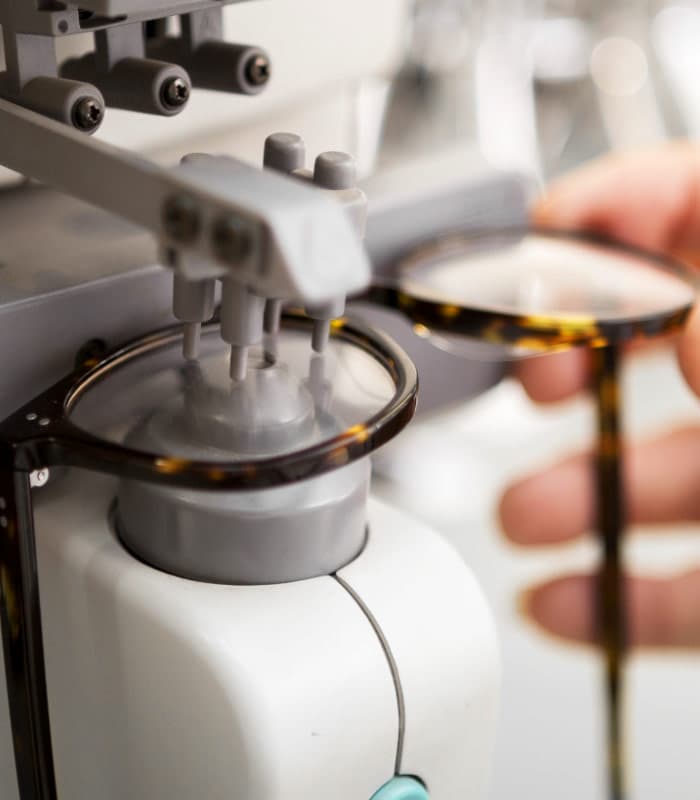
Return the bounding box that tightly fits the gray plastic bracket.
[3,34,57,90]
[0,97,370,304]
[182,6,224,46]
[95,21,145,69]
[146,7,270,95]
[0,1,246,38]
[60,21,192,116]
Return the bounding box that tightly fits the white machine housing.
[0,471,500,800]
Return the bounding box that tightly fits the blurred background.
[380,0,700,179]
[369,1,700,799]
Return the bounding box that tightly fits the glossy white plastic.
[0,470,500,800]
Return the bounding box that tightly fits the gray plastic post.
[304,150,359,352]
[264,132,306,173]
[308,352,331,410]
[263,297,283,362]
[263,298,283,335]
[220,279,265,381]
[173,274,216,360]
[10,75,104,130]
[307,296,346,353]
[313,151,357,190]
[180,152,213,166]
[260,135,301,359]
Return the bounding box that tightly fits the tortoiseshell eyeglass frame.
[362,225,699,800]
[363,227,698,350]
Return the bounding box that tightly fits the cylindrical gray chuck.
[115,362,369,585]
[117,458,370,585]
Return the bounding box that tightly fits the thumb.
[533,143,700,253]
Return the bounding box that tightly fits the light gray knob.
[313,151,356,190]
[264,132,306,174]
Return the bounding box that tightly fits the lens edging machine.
[0,3,517,798]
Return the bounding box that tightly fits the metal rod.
[263,298,282,363]
[229,344,248,382]
[592,344,627,800]
[182,321,201,360]
[312,319,330,353]
[0,466,57,800]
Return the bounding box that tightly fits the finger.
[515,330,679,405]
[523,570,700,648]
[500,426,700,545]
[678,304,700,399]
[500,452,591,545]
[533,142,700,254]
[515,348,590,404]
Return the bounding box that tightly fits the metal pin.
[308,352,329,410]
[312,319,331,354]
[230,345,248,382]
[161,76,190,110]
[263,299,282,362]
[264,299,282,335]
[183,322,201,361]
[72,96,104,133]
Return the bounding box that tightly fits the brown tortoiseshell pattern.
[0,312,418,490]
[593,345,627,800]
[363,227,697,351]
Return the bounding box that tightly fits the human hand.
[500,143,700,648]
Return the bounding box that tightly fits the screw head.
[245,53,271,88]
[161,76,190,110]
[72,96,104,133]
[162,195,200,244]
[212,216,253,264]
[30,469,50,489]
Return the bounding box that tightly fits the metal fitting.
[30,469,50,489]
[162,195,200,243]
[212,216,253,264]
[244,53,271,87]
[71,96,104,133]
[161,76,190,110]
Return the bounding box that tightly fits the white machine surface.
[0,471,499,800]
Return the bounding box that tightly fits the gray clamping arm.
[0,97,371,305]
